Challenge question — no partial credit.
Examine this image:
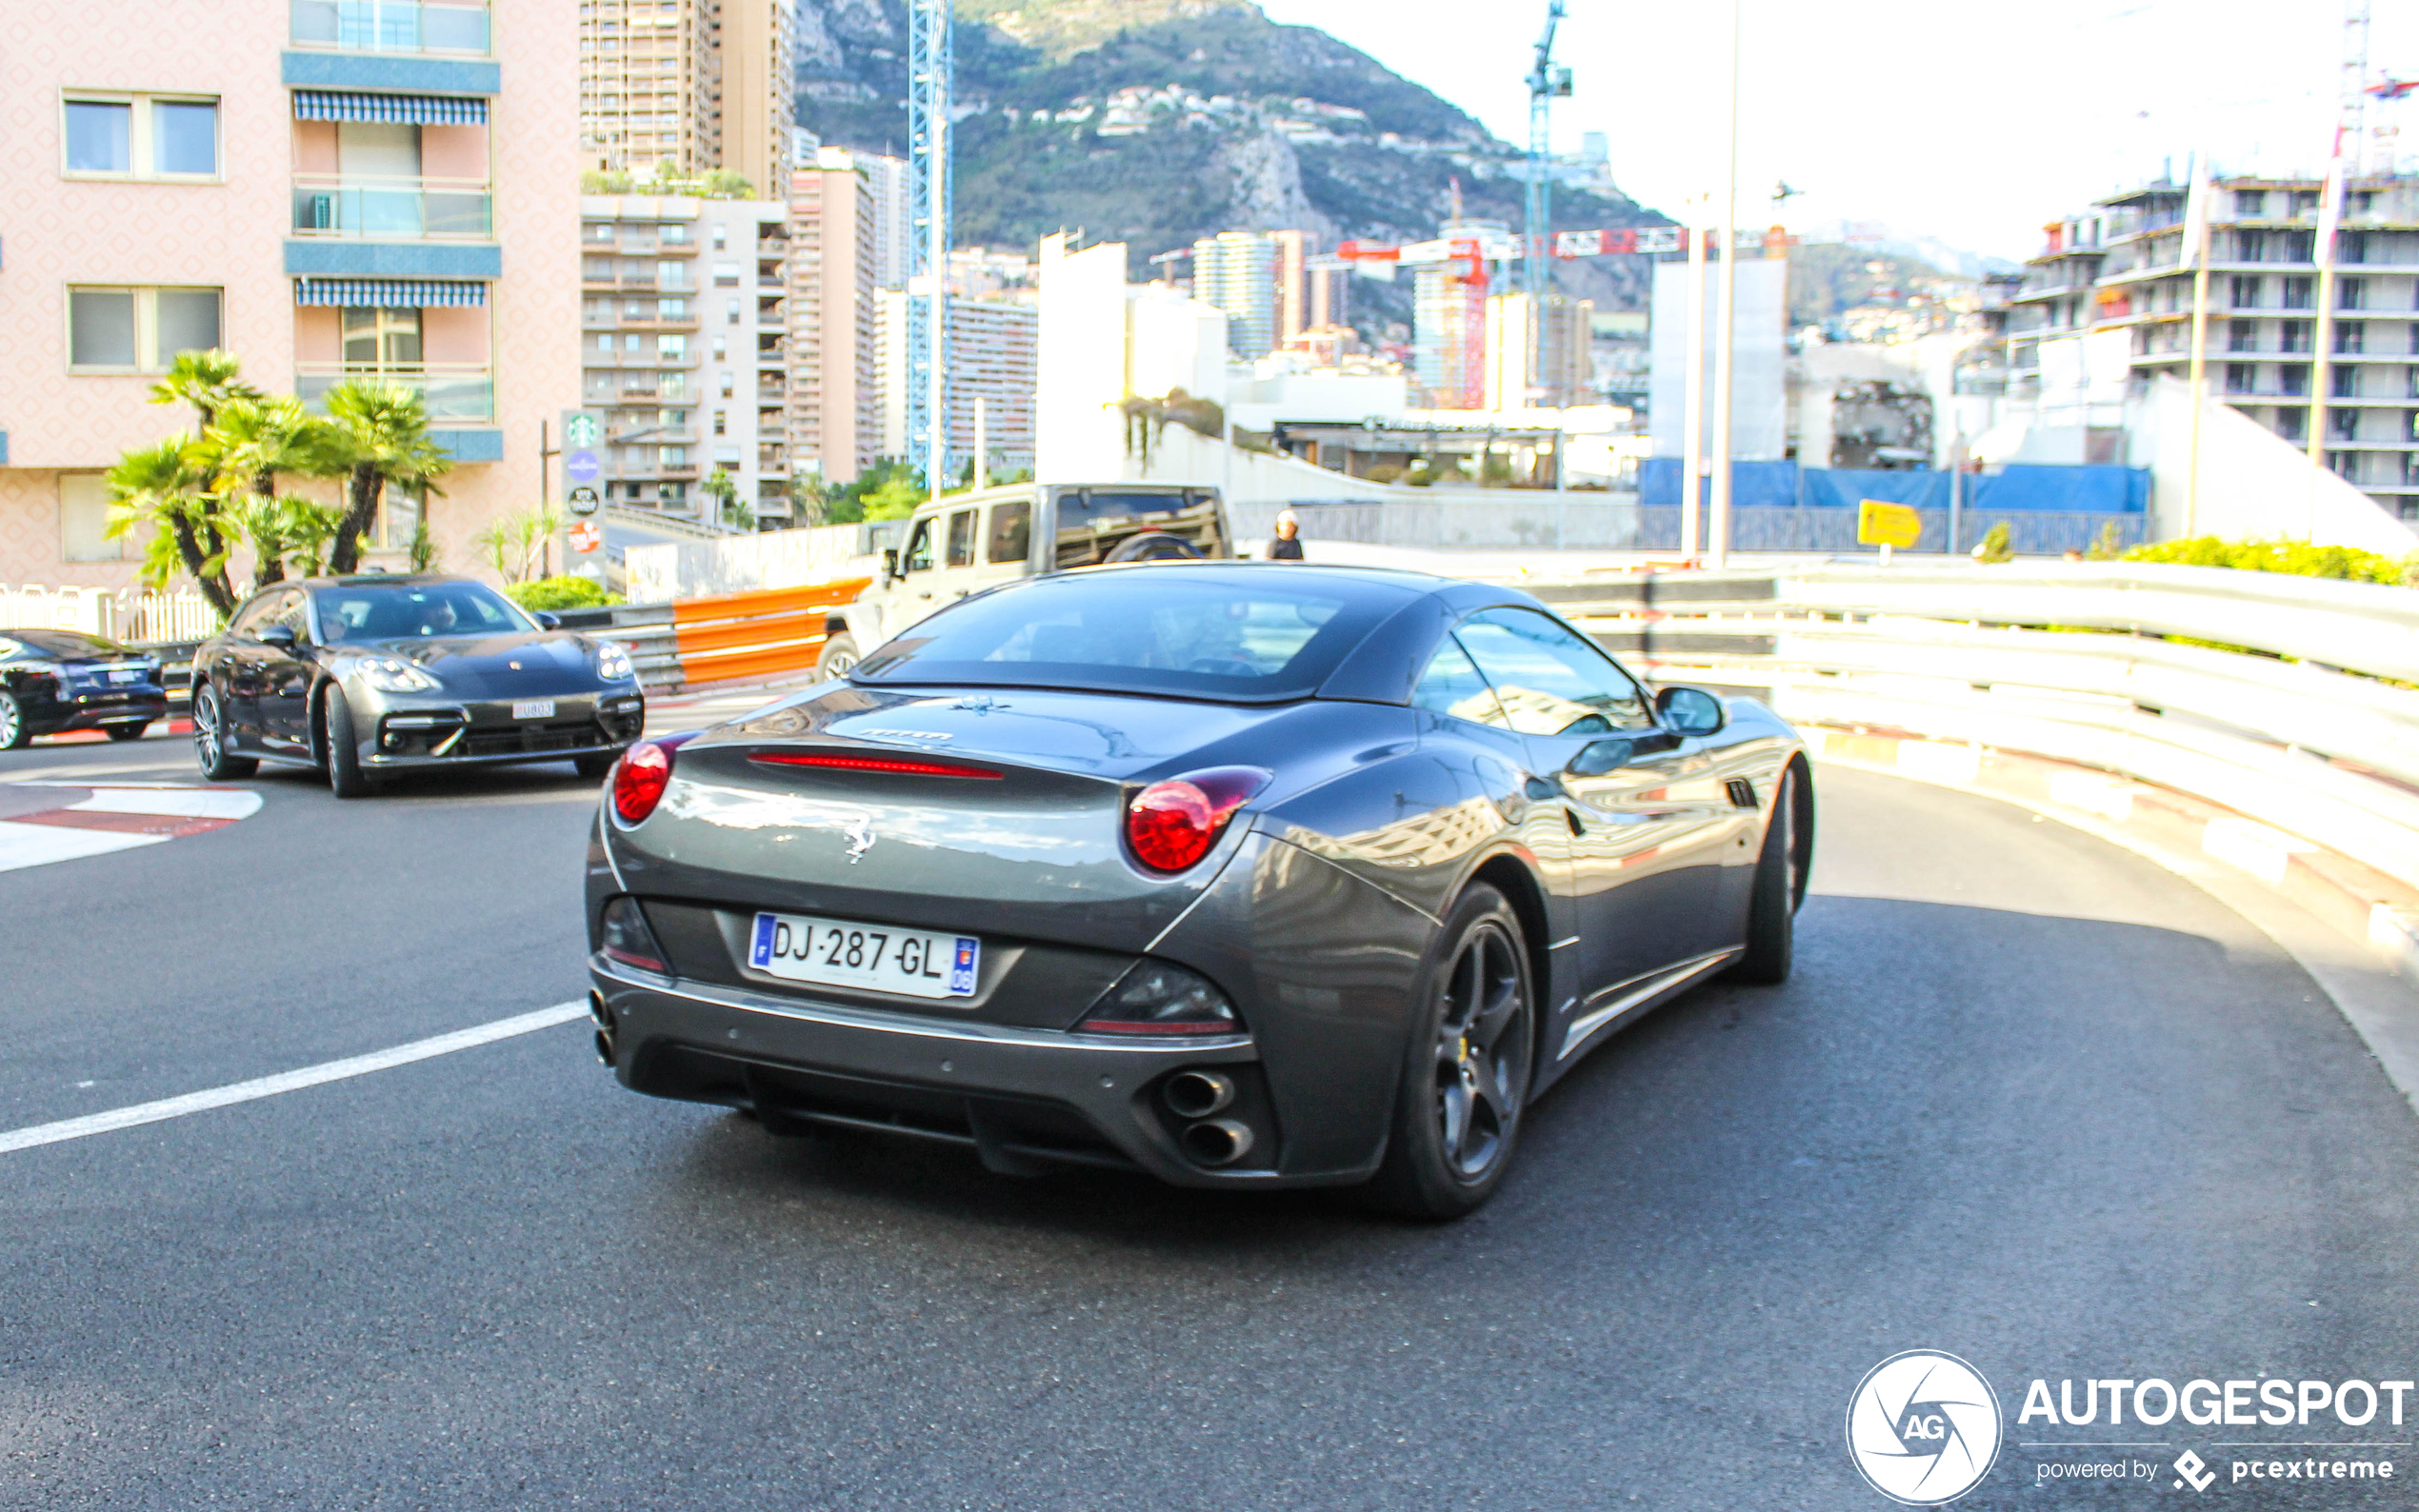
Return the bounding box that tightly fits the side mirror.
[881,547,900,582]
[258,625,298,652]
[535,611,562,629]
[1567,737,1634,777]
[1656,685,1727,737]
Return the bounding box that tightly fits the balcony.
[297,362,492,421]
[293,175,490,240]
[290,0,490,54]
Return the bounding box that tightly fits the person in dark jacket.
[1267,508,1305,561]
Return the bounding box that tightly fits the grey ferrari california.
[587,564,1810,1217]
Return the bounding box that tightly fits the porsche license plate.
[749,912,979,1000]
[512,699,556,720]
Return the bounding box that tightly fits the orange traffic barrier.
[668,576,870,688]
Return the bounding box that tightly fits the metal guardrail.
[554,576,868,694]
[1523,562,2419,897]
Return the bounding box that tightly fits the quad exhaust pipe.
[1179,1118,1254,1167]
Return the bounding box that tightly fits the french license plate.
[749,912,979,1000]
[107,668,145,685]
[512,699,556,720]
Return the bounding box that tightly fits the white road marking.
[0,1001,588,1156]
[71,787,262,820]
[0,823,163,872]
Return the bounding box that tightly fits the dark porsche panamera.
[588,564,1810,1217]
[191,575,645,796]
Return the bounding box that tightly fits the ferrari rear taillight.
[1124,766,1271,873]
[610,732,697,824]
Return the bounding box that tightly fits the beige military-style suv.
[817,483,1232,676]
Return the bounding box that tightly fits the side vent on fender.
[1726,778,1759,809]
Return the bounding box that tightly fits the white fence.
[1,585,219,644]
[1524,561,2419,897]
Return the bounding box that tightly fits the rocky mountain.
[793,0,1667,313]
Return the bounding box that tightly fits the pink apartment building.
[0,0,578,589]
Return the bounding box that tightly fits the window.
[901,517,935,573]
[661,222,691,245]
[2233,229,2267,262]
[710,335,726,359]
[2338,278,2367,311]
[62,95,217,178]
[713,261,740,288]
[2280,364,2310,396]
[2330,408,2359,442]
[2335,324,2363,355]
[718,372,735,398]
[2275,407,2307,442]
[2282,278,2314,309]
[2229,319,2258,352]
[2339,232,2368,266]
[2233,189,2268,217]
[2225,363,2255,394]
[1453,608,1652,736]
[711,223,727,249]
[68,286,221,371]
[726,297,741,326]
[1410,636,1508,728]
[656,297,688,320]
[58,474,122,563]
[2279,320,2311,353]
[2229,276,2263,309]
[342,307,421,368]
[711,409,726,436]
[658,333,687,358]
[946,508,976,567]
[986,499,1030,565]
[2332,365,2359,398]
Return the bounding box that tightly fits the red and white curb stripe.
[0,785,261,873]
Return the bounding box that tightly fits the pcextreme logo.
[1845,1351,2005,1506]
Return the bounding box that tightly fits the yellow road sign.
[1857,499,1924,550]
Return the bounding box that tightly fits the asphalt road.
[5,728,2418,1510]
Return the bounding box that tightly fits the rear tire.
[190,684,256,779]
[817,633,860,678]
[1731,765,1805,985]
[322,683,377,800]
[0,692,29,750]
[106,722,150,742]
[1364,884,1536,1221]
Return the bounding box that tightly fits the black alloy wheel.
[0,691,27,751]
[1731,765,1803,985]
[1367,884,1535,1220]
[322,683,376,799]
[190,685,257,779]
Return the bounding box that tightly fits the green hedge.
[508,576,620,611]
[2123,536,2417,587]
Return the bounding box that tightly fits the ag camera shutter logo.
[1846,1350,2003,1505]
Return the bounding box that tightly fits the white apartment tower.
[579,0,794,190]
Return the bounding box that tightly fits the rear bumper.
[590,956,1353,1188]
[37,693,168,733]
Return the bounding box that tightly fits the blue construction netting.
[1638,459,2149,513]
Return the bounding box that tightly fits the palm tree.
[104,440,239,618]
[208,395,346,586]
[321,380,452,574]
[150,348,261,435]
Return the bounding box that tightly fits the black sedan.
[0,627,169,748]
[191,575,646,797]
[587,565,1810,1217]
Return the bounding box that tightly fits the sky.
[1255,0,2416,264]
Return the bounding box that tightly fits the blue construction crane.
[1523,0,1571,299]
[906,0,951,494]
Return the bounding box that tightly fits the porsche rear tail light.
[610,731,699,824]
[1124,766,1271,873]
[599,896,669,973]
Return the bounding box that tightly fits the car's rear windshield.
[313,582,533,642]
[851,570,1407,702]
[7,628,132,658]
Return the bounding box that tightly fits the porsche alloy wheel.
[0,692,25,751]
[191,685,257,780]
[1368,885,1535,1220]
